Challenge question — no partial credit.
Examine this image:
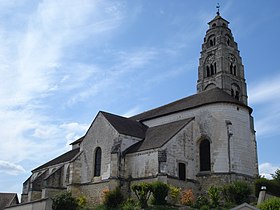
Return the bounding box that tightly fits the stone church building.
[10,12,259,209]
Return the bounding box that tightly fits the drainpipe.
[226,121,233,182]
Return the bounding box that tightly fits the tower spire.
[216,3,220,16]
[196,14,248,105]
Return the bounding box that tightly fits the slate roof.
[101,111,148,139]
[0,193,18,210]
[70,136,85,145]
[131,88,252,121]
[127,118,193,153]
[32,148,80,172]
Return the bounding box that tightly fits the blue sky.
[0,0,279,197]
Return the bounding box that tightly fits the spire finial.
[216,3,220,16]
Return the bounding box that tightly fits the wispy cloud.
[0,160,26,175]
[259,162,279,179]
[0,0,127,169]
[248,74,280,137]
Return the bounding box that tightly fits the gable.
[0,193,18,209]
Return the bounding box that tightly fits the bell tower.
[197,10,248,105]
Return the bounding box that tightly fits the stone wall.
[142,103,258,179]
[5,198,52,210]
[80,112,119,183]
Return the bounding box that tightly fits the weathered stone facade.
[15,13,258,209]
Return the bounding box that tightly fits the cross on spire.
[216,3,220,16]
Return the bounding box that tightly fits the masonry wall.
[142,103,258,178]
[125,150,159,179]
[80,113,119,183]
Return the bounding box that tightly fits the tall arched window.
[94,147,102,177]
[199,139,211,171]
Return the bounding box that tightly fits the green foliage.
[151,181,169,205]
[257,197,280,210]
[208,185,220,208]
[222,181,252,205]
[103,187,124,209]
[271,169,280,183]
[255,177,280,197]
[169,185,180,204]
[192,195,209,209]
[77,195,87,209]
[52,192,78,210]
[131,182,153,208]
[121,198,140,210]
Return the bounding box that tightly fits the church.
[16,11,258,208]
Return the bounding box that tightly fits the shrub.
[77,195,87,209]
[151,181,169,205]
[52,192,78,210]
[131,182,153,208]
[208,185,220,208]
[257,197,280,210]
[193,195,209,209]
[255,177,280,197]
[169,185,180,204]
[121,198,140,210]
[103,187,124,209]
[222,181,252,205]
[180,189,195,206]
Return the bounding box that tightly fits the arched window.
[214,62,217,74]
[206,66,210,77]
[94,147,102,177]
[199,139,211,171]
[178,163,186,181]
[210,64,214,75]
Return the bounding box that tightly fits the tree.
[271,169,280,183]
[52,192,78,210]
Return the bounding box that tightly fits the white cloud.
[0,160,26,175]
[248,74,280,137]
[0,0,127,169]
[259,162,279,179]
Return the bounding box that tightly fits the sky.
[0,0,280,198]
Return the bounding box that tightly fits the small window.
[235,91,240,100]
[178,163,186,180]
[94,147,102,177]
[227,39,230,46]
[212,23,216,28]
[199,139,211,171]
[206,66,210,77]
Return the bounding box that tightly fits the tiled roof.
[101,111,148,139]
[131,88,252,121]
[32,148,80,172]
[0,193,18,210]
[126,118,193,153]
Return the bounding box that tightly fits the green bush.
[222,181,252,205]
[131,182,153,208]
[208,185,220,208]
[103,187,124,209]
[192,195,209,209]
[255,178,280,197]
[151,181,169,205]
[257,197,280,210]
[52,192,78,210]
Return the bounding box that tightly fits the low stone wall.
[5,198,52,210]
[69,179,119,205]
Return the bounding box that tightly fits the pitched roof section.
[0,193,18,210]
[131,88,252,121]
[32,148,80,172]
[101,111,148,139]
[70,136,84,145]
[127,118,193,153]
